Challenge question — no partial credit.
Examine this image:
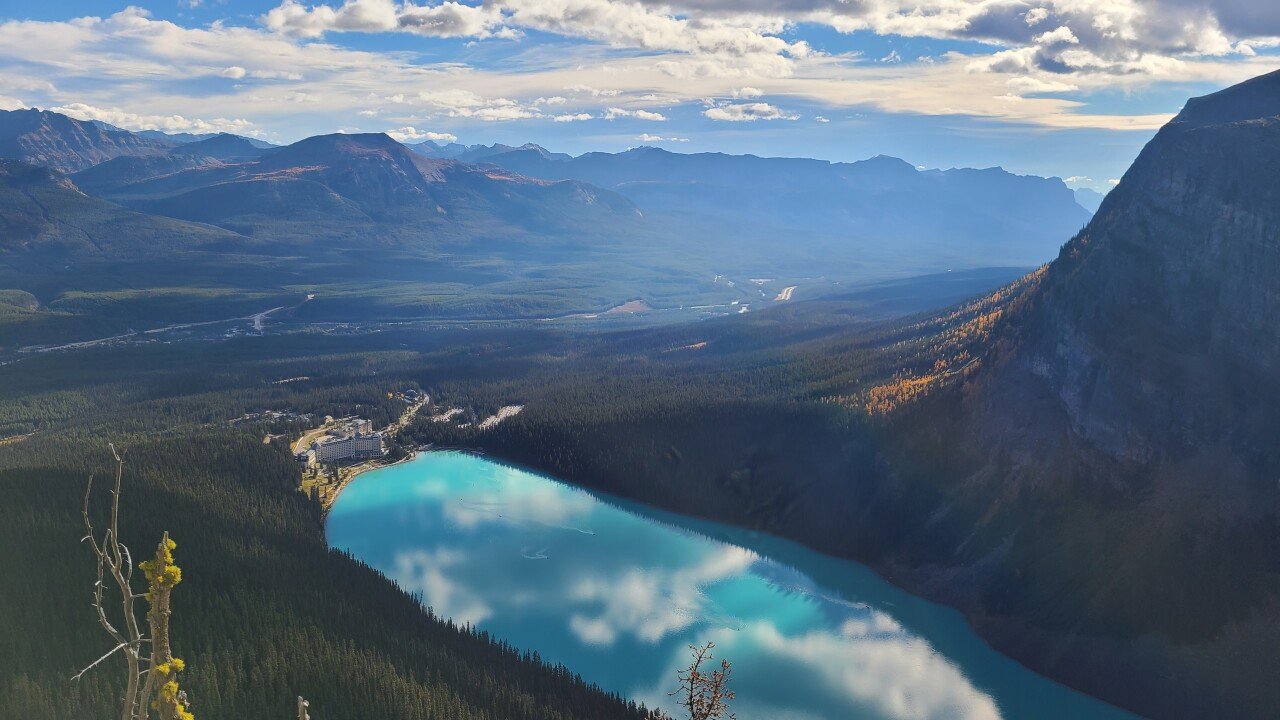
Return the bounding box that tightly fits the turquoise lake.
[327,451,1139,720]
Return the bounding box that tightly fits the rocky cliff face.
[910,70,1280,720]
[0,109,171,173]
[976,70,1280,502]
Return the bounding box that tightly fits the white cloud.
[1024,8,1049,26]
[1065,175,1092,184]
[1006,76,1078,94]
[604,107,667,121]
[50,102,254,135]
[564,84,621,97]
[553,112,593,122]
[387,126,457,142]
[418,89,543,121]
[704,101,798,121]
[0,94,26,111]
[261,0,808,78]
[814,115,830,122]
[879,49,902,63]
[1034,25,1079,46]
[220,66,247,79]
[636,133,689,141]
[733,86,764,98]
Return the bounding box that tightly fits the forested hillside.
[0,334,656,720]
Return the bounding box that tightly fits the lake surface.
[328,451,1138,720]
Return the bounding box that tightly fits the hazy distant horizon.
[4,2,1280,192]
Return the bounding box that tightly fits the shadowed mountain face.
[0,109,172,173]
[881,69,1280,720]
[459,145,1094,268]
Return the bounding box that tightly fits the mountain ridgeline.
[0,108,1097,347]
[435,143,1092,267]
[0,108,172,173]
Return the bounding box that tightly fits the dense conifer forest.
[0,333,660,720]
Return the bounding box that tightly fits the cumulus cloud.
[604,107,667,121]
[261,0,810,78]
[387,126,457,142]
[636,133,689,141]
[553,112,593,122]
[704,101,798,121]
[263,0,504,39]
[220,65,247,79]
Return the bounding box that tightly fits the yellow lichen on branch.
[141,533,193,720]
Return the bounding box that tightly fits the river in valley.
[327,451,1138,720]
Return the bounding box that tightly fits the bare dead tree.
[77,445,193,720]
[670,642,735,720]
[297,696,311,720]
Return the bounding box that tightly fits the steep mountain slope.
[0,108,172,173]
[470,145,1093,267]
[874,68,1280,719]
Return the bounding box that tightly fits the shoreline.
[317,444,491,515]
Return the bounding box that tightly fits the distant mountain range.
[431,143,1093,269]
[133,128,278,149]
[412,139,571,163]
[0,106,1094,344]
[1073,186,1106,212]
[79,131,637,247]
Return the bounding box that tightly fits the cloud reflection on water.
[347,454,1006,720]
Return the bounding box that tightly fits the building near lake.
[312,430,385,463]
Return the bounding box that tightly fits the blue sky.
[1,0,1279,189]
